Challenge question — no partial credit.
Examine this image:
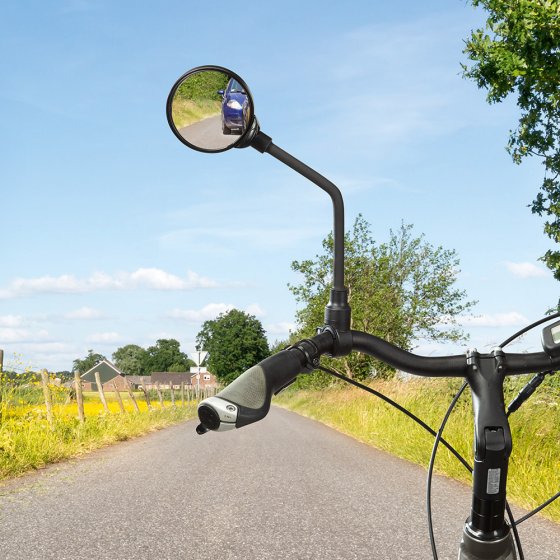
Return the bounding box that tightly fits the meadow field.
[0,376,199,480]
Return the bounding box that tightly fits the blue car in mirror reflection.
[218,78,249,135]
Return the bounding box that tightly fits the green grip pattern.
[217,365,267,409]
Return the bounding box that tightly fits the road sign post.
[190,350,208,394]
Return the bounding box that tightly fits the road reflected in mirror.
[169,69,252,152]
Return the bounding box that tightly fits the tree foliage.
[72,349,107,374]
[289,216,476,383]
[74,340,194,376]
[463,1,560,284]
[145,339,194,373]
[112,344,148,376]
[196,309,270,385]
[175,71,229,102]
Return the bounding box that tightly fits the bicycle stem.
[465,348,512,540]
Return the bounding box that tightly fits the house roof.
[126,375,151,384]
[151,372,193,384]
[81,360,124,383]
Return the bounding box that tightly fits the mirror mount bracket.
[247,131,352,336]
[249,130,273,153]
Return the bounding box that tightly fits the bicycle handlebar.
[196,332,334,433]
[197,328,559,433]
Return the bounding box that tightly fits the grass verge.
[274,377,560,523]
[172,98,221,129]
[0,400,196,480]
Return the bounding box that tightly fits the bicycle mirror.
[166,65,256,153]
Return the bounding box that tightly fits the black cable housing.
[316,366,471,471]
[499,312,560,348]
[317,366,529,558]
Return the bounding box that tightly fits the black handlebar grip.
[210,348,307,428]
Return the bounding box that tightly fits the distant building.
[126,375,151,390]
[151,371,217,389]
[189,369,217,388]
[80,360,128,391]
[79,363,219,391]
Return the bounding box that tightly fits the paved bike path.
[0,407,558,559]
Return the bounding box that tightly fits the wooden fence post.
[112,381,125,413]
[170,384,175,407]
[40,369,54,430]
[140,385,152,411]
[125,379,140,413]
[94,371,110,413]
[74,370,85,423]
[181,382,185,407]
[156,383,164,408]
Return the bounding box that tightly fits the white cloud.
[245,303,265,317]
[455,312,528,328]
[0,268,219,299]
[169,303,266,323]
[63,307,105,320]
[86,332,122,344]
[4,343,76,371]
[0,328,52,343]
[504,261,548,278]
[0,315,25,327]
[18,342,70,353]
[265,322,297,336]
[168,303,234,322]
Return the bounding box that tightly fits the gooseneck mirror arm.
[250,130,351,353]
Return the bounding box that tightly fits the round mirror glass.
[167,66,254,153]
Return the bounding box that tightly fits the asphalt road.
[179,115,239,151]
[0,407,558,560]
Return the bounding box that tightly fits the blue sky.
[1,1,558,372]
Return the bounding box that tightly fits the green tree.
[463,1,560,286]
[54,370,73,382]
[72,349,106,374]
[196,309,270,384]
[112,344,148,376]
[289,216,476,383]
[145,339,194,373]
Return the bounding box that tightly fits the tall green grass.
[275,376,560,523]
[171,98,221,129]
[0,399,196,480]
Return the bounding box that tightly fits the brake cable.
[317,322,559,552]
[316,366,523,559]
[425,311,560,554]
[426,383,524,560]
[316,365,471,470]
[498,311,560,348]
[498,313,560,524]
